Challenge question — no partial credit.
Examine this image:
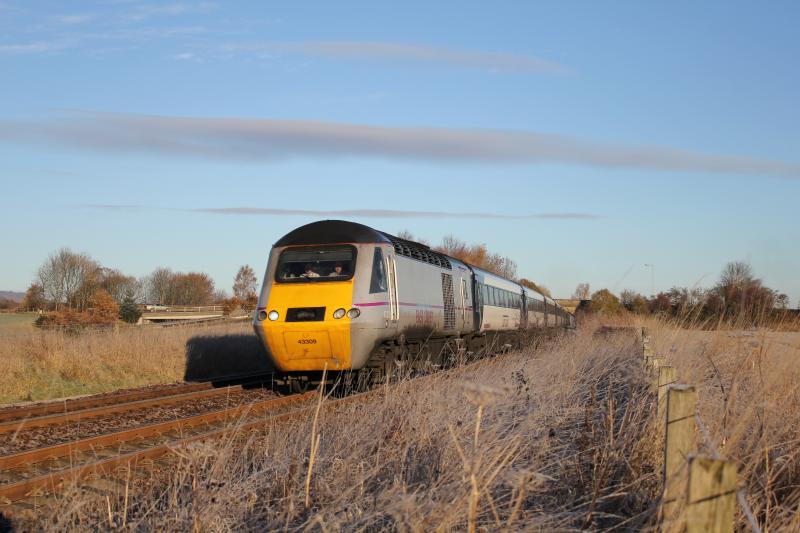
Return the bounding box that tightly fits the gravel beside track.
[0,387,277,455]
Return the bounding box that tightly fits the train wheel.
[290,378,310,394]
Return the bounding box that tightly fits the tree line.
[582,261,794,327]
[19,248,260,327]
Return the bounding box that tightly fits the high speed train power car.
[253,220,574,385]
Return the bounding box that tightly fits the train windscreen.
[276,246,356,282]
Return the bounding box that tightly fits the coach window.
[369,247,388,293]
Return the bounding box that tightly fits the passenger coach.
[253,220,574,383]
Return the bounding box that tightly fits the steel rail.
[0,389,369,503]
[0,370,276,424]
[0,385,264,435]
[0,392,315,471]
[0,383,214,424]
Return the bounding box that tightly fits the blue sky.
[1,1,798,303]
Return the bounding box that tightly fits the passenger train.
[253,220,574,385]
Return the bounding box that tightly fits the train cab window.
[369,247,388,293]
[276,246,356,282]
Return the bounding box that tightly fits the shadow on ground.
[184,333,275,381]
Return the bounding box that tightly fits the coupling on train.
[253,220,574,383]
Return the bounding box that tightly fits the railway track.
[0,391,318,508]
[0,345,541,520]
[0,370,276,426]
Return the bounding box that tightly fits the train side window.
[369,247,388,293]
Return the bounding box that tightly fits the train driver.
[302,263,320,278]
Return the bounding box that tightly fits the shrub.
[89,289,118,326]
[221,297,241,316]
[589,288,623,314]
[35,308,92,330]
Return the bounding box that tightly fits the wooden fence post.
[655,365,677,417]
[664,385,697,515]
[686,456,737,533]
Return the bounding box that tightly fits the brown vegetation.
[647,318,800,530]
[19,323,664,530]
[590,261,797,330]
[0,322,258,404]
[2,313,798,530]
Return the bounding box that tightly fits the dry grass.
[28,322,664,531]
[5,316,799,531]
[647,319,800,531]
[0,322,271,405]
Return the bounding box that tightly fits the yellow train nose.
[258,282,353,372]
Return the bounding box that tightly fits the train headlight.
[333,308,346,319]
[347,308,361,319]
[257,310,267,321]
[268,310,279,321]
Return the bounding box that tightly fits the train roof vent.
[387,236,452,269]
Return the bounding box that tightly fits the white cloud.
[222,41,569,74]
[0,40,73,54]
[87,205,599,220]
[3,112,799,178]
[51,13,97,25]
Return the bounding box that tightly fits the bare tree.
[396,229,416,241]
[497,256,518,280]
[37,248,99,311]
[719,261,754,289]
[99,268,140,303]
[145,267,174,305]
[233,265,258,300]
[572,283,590,300]
[396,229,429,246]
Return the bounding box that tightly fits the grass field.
[0,321,270,404]
[0,312,37,334]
